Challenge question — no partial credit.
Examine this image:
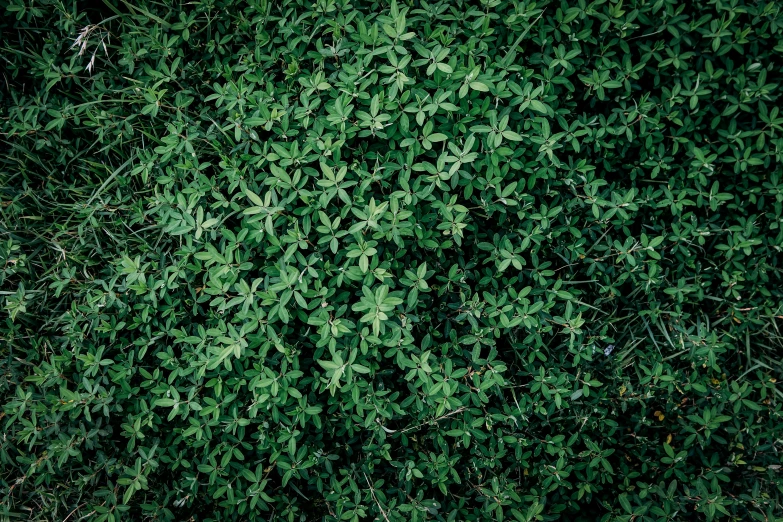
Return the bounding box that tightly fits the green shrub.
[2,0,783,520]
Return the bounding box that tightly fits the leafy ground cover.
[2,0,783,520]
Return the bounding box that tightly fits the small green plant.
[1,0,782,521]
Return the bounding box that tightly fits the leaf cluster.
[2,0,783,521]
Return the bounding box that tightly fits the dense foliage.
[2,0,783,520]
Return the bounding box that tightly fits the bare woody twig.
[364,472,391,522]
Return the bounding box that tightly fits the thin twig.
[62,503,86,522]
[400,406,467,434]
[364,472,391,522]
